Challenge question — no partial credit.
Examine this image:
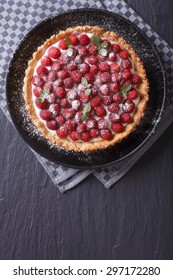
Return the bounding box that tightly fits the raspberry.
[100,84,109,95]
[112,44,121,53]
[110,82,120,92]
[84,73,94,83]
[109,113,120,123]
[97,54,107,61]
[119,50,129,59]
[88,55,98,65]
[74,111,83,123]
[59,53,69,64]
[90,128,99,138]
[67,48,78,59]
[122,99,135,113]
[41,56,52,66]
[67,62,77,71]
[100,129,113,140]
[95,106,107,117]
[131,74,141,84]
[120,112,132,123]
[70,70,82,84]
[74,55,83,64]
[121,59,132,69]
[108,103,119,113]
[56,87,66,99]
[90,65,99,75]
[81,132,91,142]
[76,123,86,133]
[49,103,60,117]
[48,47,60,59]
[66,89,78,101]
[69,34,79,46]
[99,62,110,72]
[127,89,139,100]
[111,73,122,83]
[47,93,56,104]
[36,65,48,76]
[69,131,80,141]
[110,63,120,73]
[60,99,69,108]
[35,99,49,109]
[33,87,42,97]
[65,120,76,131]
[113,93,123,104]
[111,122,123,133]
[80,92,89,103]
[102,39,111,50]
[108,52,117,62]
[46,120,58,130]
[94,77,102,87]
[47,70,57,82]
[122,69,132,81]
[40,109,52,121]
[63,77,74,89]
[56,126,68,138]
[78,63,90,74]
[32,76,44,87]
[54,79,63,88]
[98,118,108,129]
[58,70,69,79]
[79,34,90,45]
[44,82,53,91]
[122,80,132,87]
[63,108,75,119]
[51,61,62,71]
[90,96,102,107]
[86,118,97,129]
[91,86,98,96]
[88,44,98,55]
[102,96,113,105]
[55,115,66,125]
[100,72,111,83]
[59,39,68,50]
[71,100,81,111]
[78,46,88,56]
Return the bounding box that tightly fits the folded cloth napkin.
[0,0,173,192]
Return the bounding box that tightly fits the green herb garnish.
[92,34,107,54]
[37,87,50,103]
[81,77,92,96]
[81,104,91,121]
[65,37,72,48]
[119,84,132,96]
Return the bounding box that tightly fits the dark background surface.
[0,0,173,260]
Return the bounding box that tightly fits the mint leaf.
[81,77,88,87]
[85,88,91,96]
[65,37,72,47]
[100,42,107,49]
[92,34,101,48]
[81,114,88,122]
[43,87,50,95]
[37,97,44,103]
[119,84,132,96]
[83,104,91,114]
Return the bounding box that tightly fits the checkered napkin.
[0,0,173,192]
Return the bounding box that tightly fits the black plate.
[6,9,166,169]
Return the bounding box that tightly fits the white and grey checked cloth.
[0,0,173,192]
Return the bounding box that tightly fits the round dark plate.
[6,9,166,169]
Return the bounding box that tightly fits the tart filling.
[23,26,149,152]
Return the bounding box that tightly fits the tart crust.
[23,26,149,152]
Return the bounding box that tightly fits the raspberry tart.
[23,26,149,152]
